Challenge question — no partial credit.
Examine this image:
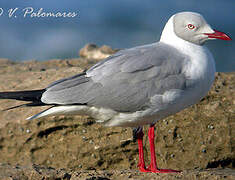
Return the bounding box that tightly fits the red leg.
[136,128,150,172]
[147,124,181,173]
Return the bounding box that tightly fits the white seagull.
[0,12,231,173]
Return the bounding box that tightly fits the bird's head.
[172,12,231,45]
[161,12,232,46]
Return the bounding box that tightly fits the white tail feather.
[26,105,89,120]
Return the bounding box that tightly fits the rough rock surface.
[0,164,234,180]
[0,45,234,179]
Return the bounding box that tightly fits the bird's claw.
[139,164,181,173]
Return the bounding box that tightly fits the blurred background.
[0,0,234,72]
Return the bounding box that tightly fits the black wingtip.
[2,101,47,111]
[0,89,45,102]
[0,89,46,111]
[2,104,27,111]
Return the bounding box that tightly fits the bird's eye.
[187,24,195,30]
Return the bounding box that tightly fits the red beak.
[204,29,232,41]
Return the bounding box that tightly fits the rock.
[79,44,118,60]
[0,164,234,179]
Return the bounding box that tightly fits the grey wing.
[41,42,189,112]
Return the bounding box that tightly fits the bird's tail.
[0,89,87,120]
[0,89,46,111]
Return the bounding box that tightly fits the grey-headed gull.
[0,12,231,173]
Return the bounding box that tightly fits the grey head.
[173,12,214,45]
[172,11,232,45]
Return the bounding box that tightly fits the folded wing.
[41,42,189,112]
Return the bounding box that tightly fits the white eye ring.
[188,24,195,30]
